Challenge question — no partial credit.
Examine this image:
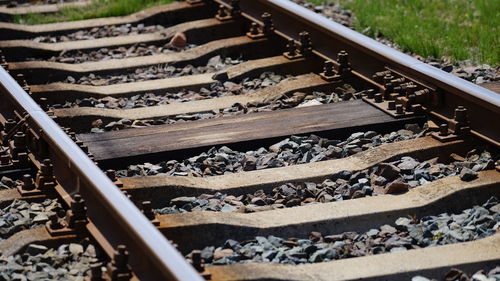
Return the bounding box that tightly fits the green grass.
[309,0,499,65]
[13,0,173,25]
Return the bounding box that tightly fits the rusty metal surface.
[0,67,202,281]
[217,0,500,144]
[0,0,499,280]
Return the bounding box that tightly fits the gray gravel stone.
[0,199,61,242]
[186,196,499,266]
[414,266,500,281]
[60,55,241,86]
[88,83,365,133]
[0,239,101,280]
[122,125,425,178]
[460,167,478,181]
[28,42,197,64]
[0,176,20,190]
[156,148,497,215]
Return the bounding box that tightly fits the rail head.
[0,66,202,281]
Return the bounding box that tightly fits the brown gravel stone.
[384,180,410,194]
[169,32,187,49]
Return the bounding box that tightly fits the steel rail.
[0,67,202,280]
[265,0,499,107]
[219,0,499,143]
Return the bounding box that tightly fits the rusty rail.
[0,66,202,280]
[216,0,500,145]
[0,0,499,280]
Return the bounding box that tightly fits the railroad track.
[0,0,499,280]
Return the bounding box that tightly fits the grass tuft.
[308,0,499,65]
[13,0,173,25]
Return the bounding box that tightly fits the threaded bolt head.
[396,104,404,114]
[454,106,468,122]
[388,101,396,110]
[439,123,449,136]
[22,174,35,190]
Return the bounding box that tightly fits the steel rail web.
[0,66,203,280]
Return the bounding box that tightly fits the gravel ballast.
[0,199,61,242]
[117,124,426,178]
[61,55,242,86]
[156,149,497,214]
[0,239,101,281]
[413,266,500,281]
[186,196,500,266]
[90,84,361,133]
[27,42,196,64]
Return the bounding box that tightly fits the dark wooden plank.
[80,100,422,164]
[481,81,500,94]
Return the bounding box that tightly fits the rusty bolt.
[106,169,117,181]
[261,12,274,34]
[374,93,383,103]
[107,245,132,281]
[286,39,297,56]
[191,250,205,272]
[407,94,416,104]
[40,159,53,176]
[439,123,449,136]
[16,73,25,84]
[249,22,260,35]
[71,194,87,220]
[396,104,404,114]
[216,5,228,18]
[365,89,375,99]
[454,106,468,122]
[5,119,15,132]
[39,97,49,111]
[405,84,418,96]
[114,245,129,267]
[299,31,312,54]
[90,263,104,281]
[141,201,156,220]
[337,50,349,67]
[22,174,35,190]
[387,100,396,110]
[0,155,10,166]
[323,61,335,76]
[49,213,63,229]
[14,131,26,147]
[383,74,394,85]
[412,104,423,114]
